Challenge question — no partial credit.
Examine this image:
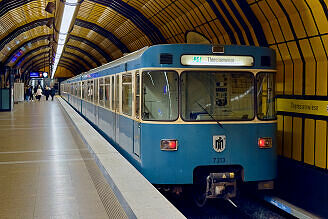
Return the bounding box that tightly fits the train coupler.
[205,172,237,199]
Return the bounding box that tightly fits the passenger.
[24,86,28,101]
[50,86,56,101]
[36,85,42,101]
[45,86,50,101]
[28,86,33,101]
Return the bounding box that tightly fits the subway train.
[61,44,277,206]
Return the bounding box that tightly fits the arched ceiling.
[0,0,327,83]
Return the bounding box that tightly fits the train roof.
[63,44,276,83]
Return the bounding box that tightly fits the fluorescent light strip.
[51,0,78,79]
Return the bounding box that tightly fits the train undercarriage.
[156,165,274,207]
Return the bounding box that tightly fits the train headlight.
[160,139,178,151]
[258,137,272,148]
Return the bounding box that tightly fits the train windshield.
[142,70,179,121]
[257,72,276,120]
[181,71,254,121]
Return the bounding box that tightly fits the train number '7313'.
[213,157,226,164]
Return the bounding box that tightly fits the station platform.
[0,98,184,219]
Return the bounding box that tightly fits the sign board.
[181,55,254,66]
[276,98,328,117]
[30,72,48,78]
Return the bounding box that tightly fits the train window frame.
[180,70,255,122]
[94,79,99,104]
[78,82,81,98]
[82,81,88,101]
[134,71,140,119]
[114,74,120,113]
[104,76,110,109]
[122,72,133,116]
[88,79,94,102]
[111,76,114,110]
[256,72,276,121]
[141,70,179,122]
[99,77,105,107]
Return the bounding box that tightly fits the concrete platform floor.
[0,99,127,219]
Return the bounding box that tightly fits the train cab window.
[105,77,111,109]
[99,78,105,106]
[257,72,276,120]
[181,71,254,121]
[122,73,132,116]
[135,71,140,119]
[142,70,178,121]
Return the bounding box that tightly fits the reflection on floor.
[0,99,127,219]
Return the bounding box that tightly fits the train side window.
[122,73,132,116]
[115,75,120,112]
[111,76,114,110]
[82,82,86,100]
[71,83,73,95]
[99,78,104,106]
[74,83,77,96]
[94,79,98,104]
[257,72,276,120]
[105,77,110,109]
[88,80,94,102]
[86,81,89,101]
[142,70,179,121]
[135,71,140,119]
[77,82,81,98]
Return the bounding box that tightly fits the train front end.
[138,45,277,203]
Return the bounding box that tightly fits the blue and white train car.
[61,44,277,205]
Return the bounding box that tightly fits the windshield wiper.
[196,101,223,129]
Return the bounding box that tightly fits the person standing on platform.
[24,86,28,101]
[33,86,37,96]
[50,86,56,101]
[36,85,42,101]
[45,86,50,101]
[28,86,33,101]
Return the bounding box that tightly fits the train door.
[114,75,120,143]
[133,71,141,157]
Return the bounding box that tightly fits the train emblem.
[213,135,226,152]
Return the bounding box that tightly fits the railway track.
[162,191,293,219]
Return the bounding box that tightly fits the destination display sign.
[181,55,254,66]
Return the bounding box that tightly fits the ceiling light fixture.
[51,0,81,79]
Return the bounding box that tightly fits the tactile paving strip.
[81,153,128,219]
[61,106,128,219]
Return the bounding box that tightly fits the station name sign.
[276,98,328,117]
[181,55,254,66]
